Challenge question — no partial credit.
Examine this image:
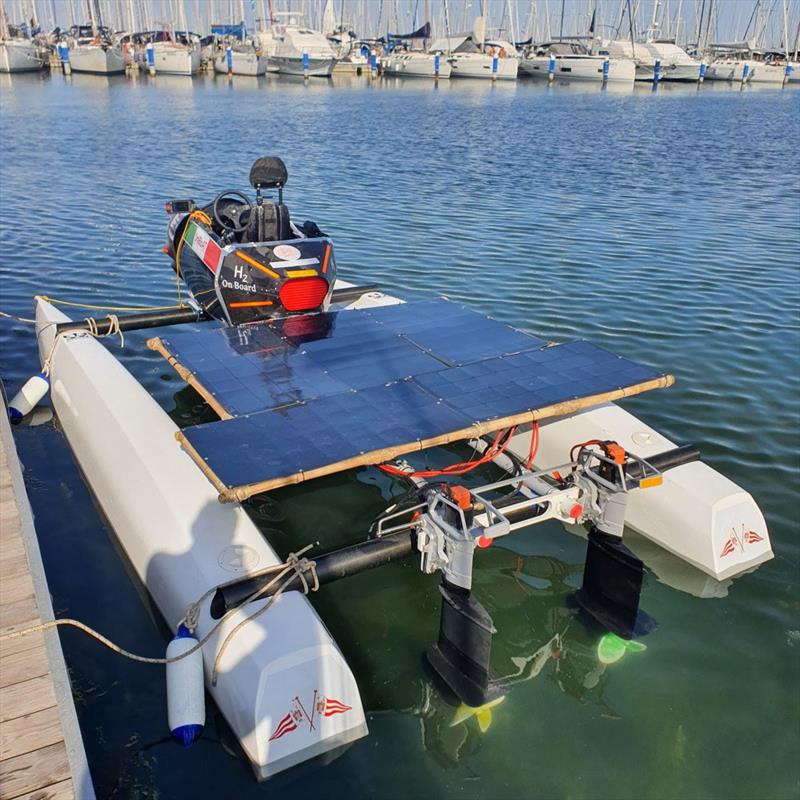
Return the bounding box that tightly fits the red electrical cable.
[525,421,540,470]
[378,426,517,480]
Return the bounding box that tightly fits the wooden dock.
[0,412,94,800]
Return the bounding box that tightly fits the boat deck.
[0,412,94,800]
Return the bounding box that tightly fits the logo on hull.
[268,690,353,742]
[719,523,764,558]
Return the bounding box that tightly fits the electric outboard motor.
[165,157,336,326]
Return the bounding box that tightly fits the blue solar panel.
[412,341,662,421]
[180,339,665,494]
[156,299,548,416]
[185,381,474,490]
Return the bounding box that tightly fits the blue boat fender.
[8,373,49,421]
[166,624,205,747]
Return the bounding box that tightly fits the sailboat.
[383,22,452,79]
[0,2,44,73]
[150,1,200,76]
[520,41,636,83]
[66,0,124,76]
[431,17,519,81]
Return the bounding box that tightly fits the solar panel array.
[152,298,669,498]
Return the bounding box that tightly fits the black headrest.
[249,157,288,189]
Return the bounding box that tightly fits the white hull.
[268,55,336,76]
[450,53,518,80]
[35,298,367,779]
[213,51,266,76]
[635,61,701,82]
[705,60,755,81]
[151,45,200,76]
[0,39,43,72]
[520,55,635,82]
[383,52,451,78]
[68,45,125,75]
[748,63,788,84]
[332,57,366,74]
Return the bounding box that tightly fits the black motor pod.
[575,528,655,639]
[426,579,504,708]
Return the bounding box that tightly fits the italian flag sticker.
[185,222,222,273]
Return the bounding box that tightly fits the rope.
[41,313,126,376]
[38,295,184,313]
[0,310,36,324]
[0,547,319,682]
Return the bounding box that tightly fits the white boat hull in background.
[151,45,200,76]
[635,61,700,81]
[748,63,788,83]
[520,55,635,82]
[213,51,266,76]
[69,45,125,74]
[268,55,336,76]
[0,39,43,72]
[35,298,367,780]
[450,53,518,80]
[705,60,755,81]
[383,52,451,78]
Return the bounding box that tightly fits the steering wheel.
[212,190,254,234]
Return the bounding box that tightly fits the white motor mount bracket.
[411,446,664,592]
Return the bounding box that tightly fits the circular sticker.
[218,545,261,573]
[273,244,301,261]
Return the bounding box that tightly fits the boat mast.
[178,0,186,37]
[648,0,659,40]
[626,0,635,55]
[0,0,9,40]
[781,0,788,61]
[557,0,564,40]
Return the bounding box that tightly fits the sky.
[9,0,800,49]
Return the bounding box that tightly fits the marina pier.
[0,412,93,800]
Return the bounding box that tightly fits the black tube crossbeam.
[53,284,382,336]
[210,528,416,619]
[55,306,207,335]
[626,445,700,480]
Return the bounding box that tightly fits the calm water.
[1,71,798,800]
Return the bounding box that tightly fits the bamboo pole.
[146,337,233,420]
[171,373,677,503]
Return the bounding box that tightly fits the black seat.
[245,199,292,243]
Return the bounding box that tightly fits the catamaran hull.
[0,40,43,72]
[35,298,367,780]
[268,56,335,77]
[68,45,126,75]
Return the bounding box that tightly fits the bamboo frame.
[172,373,675,504]
[146,337,233,421]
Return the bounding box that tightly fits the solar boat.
[28,157,772,780]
